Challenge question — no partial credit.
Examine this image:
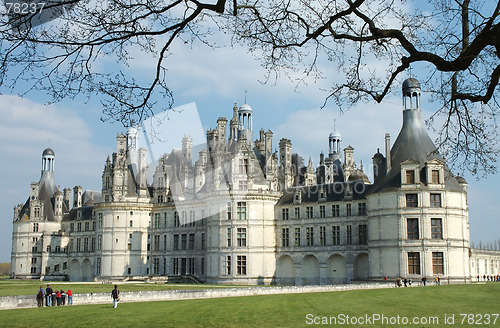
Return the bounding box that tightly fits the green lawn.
[1,283,499,327]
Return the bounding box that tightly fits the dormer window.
[425,159,445,186]
[431,170,440,184]
[406,170,415,184]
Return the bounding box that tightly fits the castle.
[10,79,500,284]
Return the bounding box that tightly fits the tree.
[0,0,499,175]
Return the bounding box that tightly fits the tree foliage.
[0,0,499,175]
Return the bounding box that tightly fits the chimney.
[385,133,391,173]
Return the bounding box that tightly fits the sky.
[1,8,499,263]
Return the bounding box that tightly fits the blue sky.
[1,16,499,263]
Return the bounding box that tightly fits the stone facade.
[11,79,500,284]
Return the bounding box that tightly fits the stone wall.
[0,282,393,310]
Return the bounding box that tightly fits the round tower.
[328,130,342,160]
[42,148,55,172]
[402,77,421,110]
[238,103,253,141]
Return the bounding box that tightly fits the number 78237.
[5,2,46,14]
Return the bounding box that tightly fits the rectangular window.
[201,258,205,275]
[154,213,161,228]
[431,218,443,239]
[346,204,352,217]
[406,170,415,184]
[237,228,247,247]
[225,255,231,275]
[282,228,290,247]
[33,223,39,232]
[306,206,313,219]
[295,207,300,219]
[430,194,442,207]
[332,205,340,217]
[76,238,81,252]
[55,246,60,253]
[332,226,340,245]
[319,226,326,246]
[153,258,160,275]
[31,257,37,264]
[46,245,51,252]
[408,252,421,274]
[432,252,444,274]
[181,234,187,250]
[188,258,195,275]
[31,267,37,274]
[227,228,232,247]
[237,255,247,275]
[406,194,418,207]
[319,205,326,218]
[97,235,102,251]
[227,202,232,220]
[358,224,368,245]
[96,258,101,275]
[189,234,195,250]
[201,233,206,250]
[173,258,179,275]
[77,222,82,232]
[306,227,314,246]
[346,225,352,245]
[174,212,180,227]
[431,170,440,184]
[91,237,95,252]
[282,208,289,220]
[54,264,60,272]
[239,180,248,190]
[294,228,301,246]
[407,218,419,239]
[239,158,248,174]
[158,194,164,203]
[173,234,179,250]
[154,235,160,251]
[85,222,90,231]
[92,221,96,231]
[98,213,103,228]
[163,213,168,228]
[237,202,247,220]
[358,203,367,216]
[70,223,74,232]
[163,234,167,250]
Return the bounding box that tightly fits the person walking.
[111,285,119,308]
[67,289,73,305]
[45,285,53,307]
[36,286,45,307]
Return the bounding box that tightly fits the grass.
[0,283,499,327]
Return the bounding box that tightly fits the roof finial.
[244,90,248,103]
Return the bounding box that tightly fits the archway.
[301,255,320,285]
[354,253,369,280]
[328,255,347,284]
[82,259,91,282]
[276,255,295,285]
[69,259,81,281]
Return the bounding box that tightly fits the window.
[431,218,443,239]
[76,238,81,252]
[85,222,90,231]
[294,228,301,246]
[34,208,40,217]
[31,257,37,264]
[201,233,206,250]
[127,243,132,251]
[97,235,102,251]
[346,204,352,217]
[227,203,232,220]
[181,234,187,250]
[237,202,247,220]
[319,226,326,246]
[173,258,179,275]
[154,213,161,228]
[319,205,326,218]
[46,245,51,252]
[407,218,419,239]
[98,213,103,228]
[173,234,179,250]
[306,207,313,219]
[158,194,164,203]
[358,203,367,216]
[406,194,418,207]
[163,234,167,250]
[31,267,37,274]
[346,225,352,245]
[432,252,444,274]
[332,226,340,245]
[188,258,195,275]
[77,222,82,232]
[282,208,289,220]
[63,262,67,270]
[153,258,160,275]
[239,180,248,190]
[225,256,231,275]
[96,258,101,275]
[84,237,89,251]
[358,224,368,245]
[408,252,421,274]
[45,267,50,274]
[154,235,160,251]
[294,207,300,219]
[129,220,133,228]
[174,212,180,227]
[431,170,440,184]
[237,255,247,275]
[237,228,247,247]
[70,223,74,232]
[430,194,442,207]
[239,158,248,174]
[33,223,39,232]
[189,234,195,250]
[55,246,60,253]
[163,213,168,228]
[181,211,187,226]
[54,264,60,272]
[201,258,205,275]
[332,205,340,217]
[306,227,314,246]
[189,210,196,226]
[282,228,290,247]
[227,228,232,247]
[91,237,95,251]
[406,170,415,184]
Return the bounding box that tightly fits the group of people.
[36,285,73,307]
[477,275,500,282]
[395,277,413,287]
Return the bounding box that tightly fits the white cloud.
[0,95,112,262]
